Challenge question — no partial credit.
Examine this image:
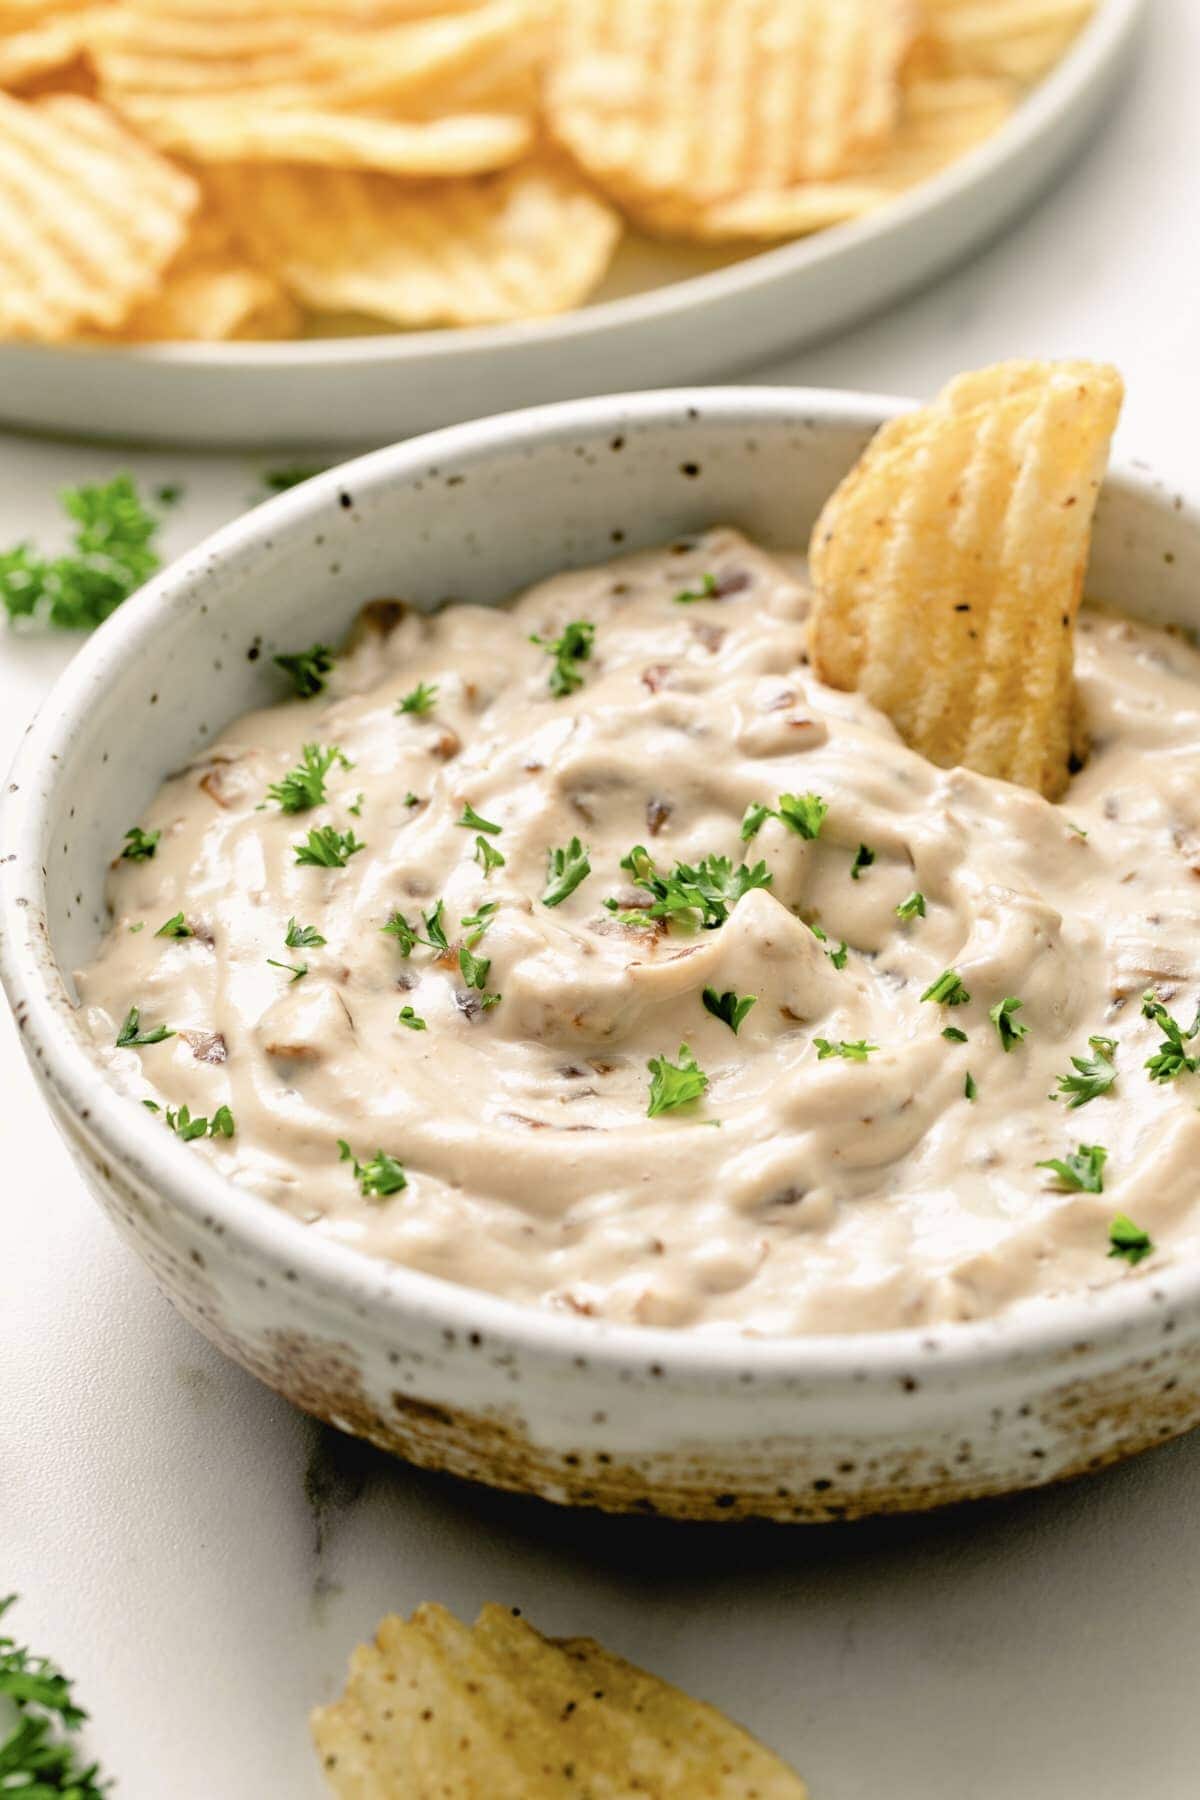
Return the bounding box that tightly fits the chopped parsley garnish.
[404,791,420,808]
[778,792,828,840]
[458,803,501,835]
[607,844,772,931]
[1036,1142,1107,1193]
[531,618,594,697]
[121,825,160,861]
[267,957,308,983]
[1,475,161,632]
[942,1026,968,1043]
[810,922,848,969]
[850,843,876,881]
[152,1101,235,1141]
[115,1005,174,1047]
[922,969,971,1007]
[964,1071,978,1101]
[461,901,498,946]
[129,922,144,933]
[1056,1035,1118,1109]
[474,835,506,876]
[267,742,348,813]
[1142,990,1200,1082]
[896,892,926,921]
[262,465,322,493]
[702,987,757,1034]
[338,1140,408,1199]
[274,642,333,698]
[741,801,772,842]
[1108,1214,1154,1266]
[155,911,192,939]
[989,996,1029,1052]
[382,900,447,957]
[542,837,591,907]
[422,900,448,952]
[647,1043,709,1116]
[285,917,326,949]
[0,1592,112,1800]
[294,825,364,868]
[398,681,438,716]
[815,1038,877,1062]
[458,946,491,990]
[156,482,184,506]
[398,1006,426,1031]
[674,573,718,603]
[741,792,827,841]
[348,792,364,817]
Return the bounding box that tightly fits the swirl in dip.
[77,528,1200,1335]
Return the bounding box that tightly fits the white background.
[3,5,1199,1794]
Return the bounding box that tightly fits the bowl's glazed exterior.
[4,388,1200,1522]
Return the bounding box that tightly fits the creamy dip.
[77,529,1200,1335]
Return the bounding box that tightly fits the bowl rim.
[2,379,1195,1385]
[0,0,1147,377]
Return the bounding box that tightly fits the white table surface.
[3,6,1198,1794]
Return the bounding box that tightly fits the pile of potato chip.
[311,1602,810,1797]
[0,0,1096,344]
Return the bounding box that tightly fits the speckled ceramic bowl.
[4,389,1200,1523]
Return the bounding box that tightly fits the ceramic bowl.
[3,387,1198,1523]
[0,0,1147,449]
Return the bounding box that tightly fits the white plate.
[0,0,1145,449]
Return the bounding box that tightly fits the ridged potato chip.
[0,89,196,338]
[208,155,622,326]
[0,4,105,90]
[90,0,547,113]
[921,0,1095,83]
[118,95,534,175]
[625,73,1014,241]
[547,0,918,215]
[312,1602,809,1799]
[104,205,299,338]
[808,360,1124,799]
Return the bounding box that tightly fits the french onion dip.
[77,529,1200,1335]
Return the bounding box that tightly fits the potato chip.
[207,155,622,326]
[625,72,1014,240]
[117,96,533,175]
[0,6,105,90]
[547,0,917,218]
[0,90,197,339]
[104,206,299,339]
[311,1602,809,1799]
[807,360,1124,799]
[91,0,548,113]
[921,0,1095,84]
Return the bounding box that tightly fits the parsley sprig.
[0,1594,111,1799]
[896,892,926,921]
[1056,1035,1117,1108]
[989,996,1028,1052]
[474,835,506,876]
[115,1005,174,1047]
[286,918,326,949]
[531,619,594,697]
[146,1100,234,1141]
[121,826,159,862]
[1036,1143,1107,1193]
[607,844,772,931]
[458,803,501,835]
[647,1043,709,1117]
[815,1038,877,1062]
[922,969,971,1007]
[397,681,438,716]
[1142,990,1200,1082]
[542,837,591,907]
[267,742,349,813]
[674,573,717,603]
[155,912,192,939]
[274,642,333,698]
[741,792,827,842]
[1109,1214,1154,1265]
[702,987,757,1034]
[809,921,848,969]
[294,825,364,868]
[338,1140,407,1199]
[1,475,161,632]
[850,843,876,881]
[382,900,447,958]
